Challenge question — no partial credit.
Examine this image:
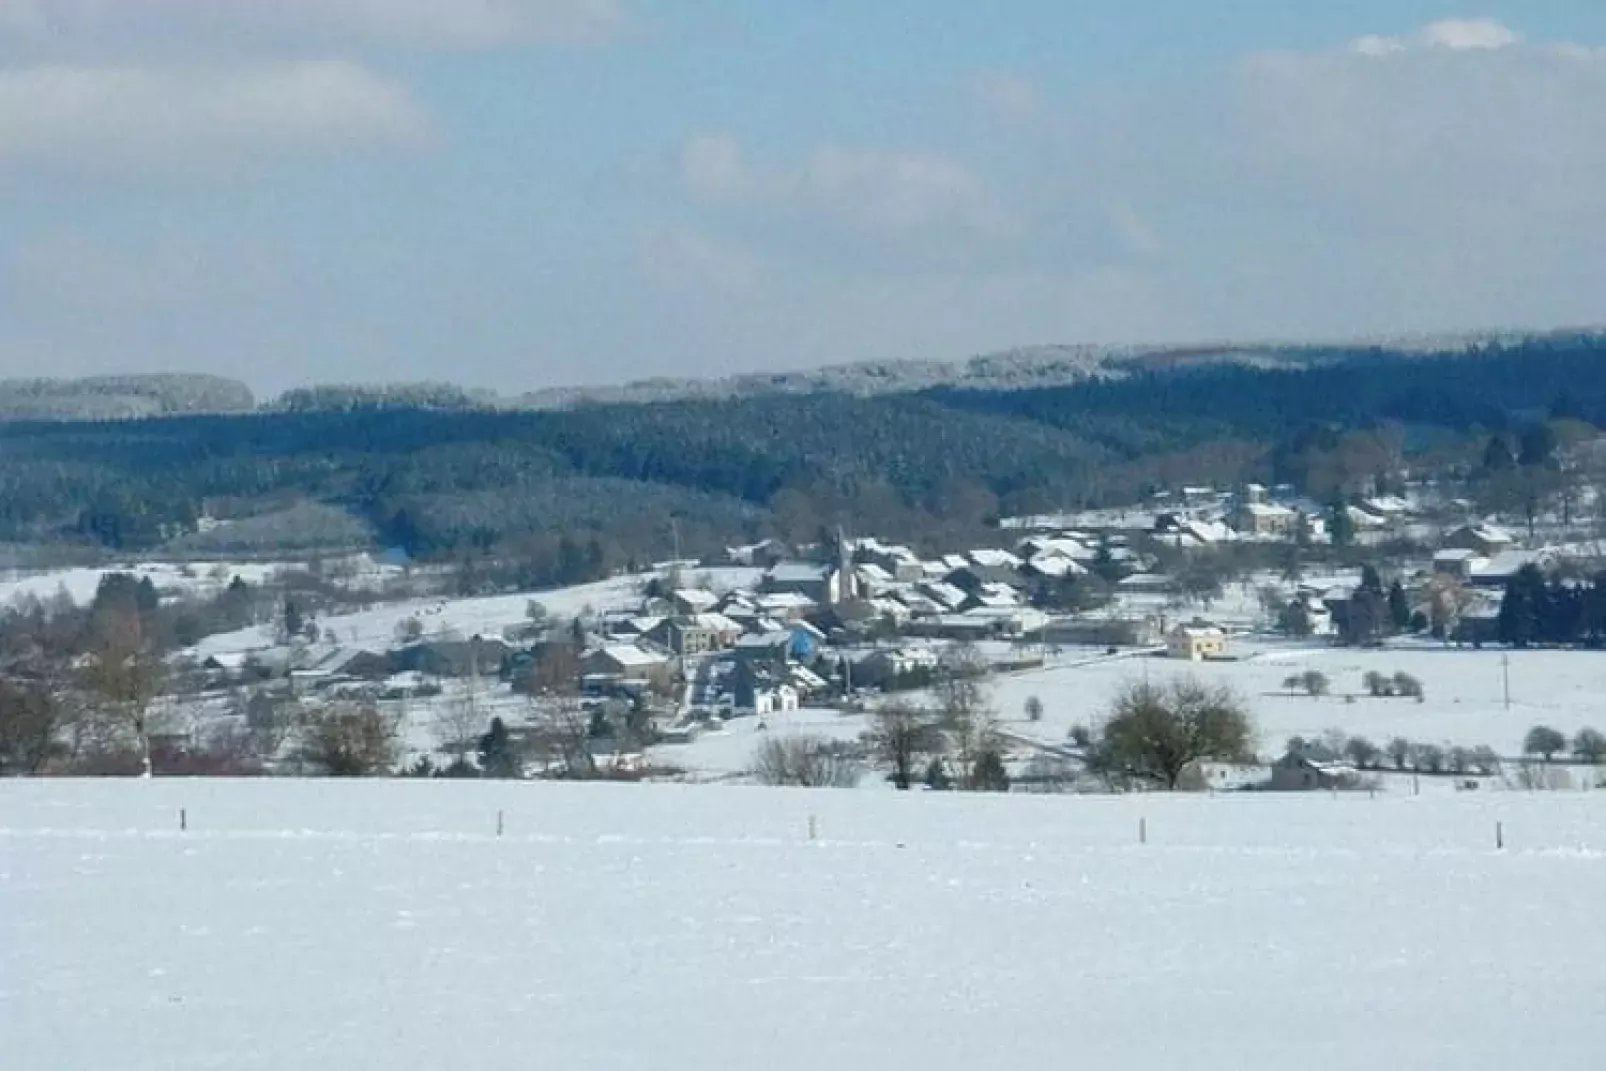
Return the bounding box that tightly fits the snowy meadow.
[3,780,1602,1070]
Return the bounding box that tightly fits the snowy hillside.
[3,781,1601,1070]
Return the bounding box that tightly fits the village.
[50,475,1581,794]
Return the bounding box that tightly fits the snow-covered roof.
[672,588,720,611]
[767,563,829,583]
[757,592,817,610]
[596,644,667,668]
[969,548,1022,569]
[689,613,744,634]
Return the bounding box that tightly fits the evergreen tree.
[1518,422,1558,468]
[1497,564,1549,648]
[1482,434,1516,473]
[1328,498,1355,547]
[282,598,304,641]
[478,716,521,779]
[1387,580,1411,633]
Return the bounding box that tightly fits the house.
[763,558,856,605]
[649,617,717,657]
[1167,622,1227,661]
[1021,553,1088,581]
[1432,548,1485,581]
[1267,748,1360,792]
[1232,502,1298,539]
[396,638,511,679]
[787,619,826,661]
[945,563,1022,593]
[1041,617,1157,647]
[1470,549,1553,589]
[904,614,1004,642]
[968,547,1023,570]
[731,631,794,668]
[581,644,671,683]
[730,661,800,715]
[854,540,925,582]
[670,588,720,616]
[918,581,970,611]
[755,591,818,622]
[725,539,790,568]
[1444,524,1516,556]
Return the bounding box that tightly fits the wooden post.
[1496,821,1504,851]
[179,808,187,832]
[496,810,504,838]
[1139,817,1147,845]
[808,815,818,842]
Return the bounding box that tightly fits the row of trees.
[1496,564,1606,648]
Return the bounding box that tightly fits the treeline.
[1,337,1603,567]
[1496,564,1606,648]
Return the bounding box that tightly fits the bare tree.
[0,678,59,775]
[80,607,167,777]
[936,644,1001,789]
[750,734,862,788]
[525,698,596,778]
[1088,677,1255,791]
[1023,695,1044,722]
[297,701,399,776]
[430,695,482,764]
[864,701,941,790]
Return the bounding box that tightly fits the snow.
[991,640,1606,757]
[3,780,1603,1070]
[0,561,288,607]
[186,568,763,661]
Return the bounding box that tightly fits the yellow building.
[1167,623,1227,661]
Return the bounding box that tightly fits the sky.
[0,2,1603,396]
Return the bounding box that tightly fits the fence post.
[1496,821,1504,851]
[496,809,504,838]
[179,808,187,833]
[808,815,818,842]
[1139,816,1147,845]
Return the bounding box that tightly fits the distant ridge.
[509,328,1604,409]
[0,373,254,422]
[5,327,1599,419]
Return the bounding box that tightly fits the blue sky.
[1,1,1603,394]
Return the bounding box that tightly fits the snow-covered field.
[991,641,1606,757]
[0,561,289,608]
[3,781,1602,1070]
[187,567,764,659]
[650,640,1606,782]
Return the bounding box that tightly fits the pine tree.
[1387,580,1411,633]
[478,716,520,779]
[1497,564,1549,648]
[1328,498,1355,547]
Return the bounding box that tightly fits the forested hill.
[1,335,1603,574]
[0,374,254,422]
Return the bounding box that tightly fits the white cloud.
[678,133,745,198]
[0,0,631,51]
[1419,17,1520,51]
[968,73,1041,120]
[0,61,431,173]
[672,135,1013,240]
[801,145,1011,235]
[649,19,1606,363]
[1350,17,1523,56]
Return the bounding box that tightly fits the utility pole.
[1502,652,1511,711]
